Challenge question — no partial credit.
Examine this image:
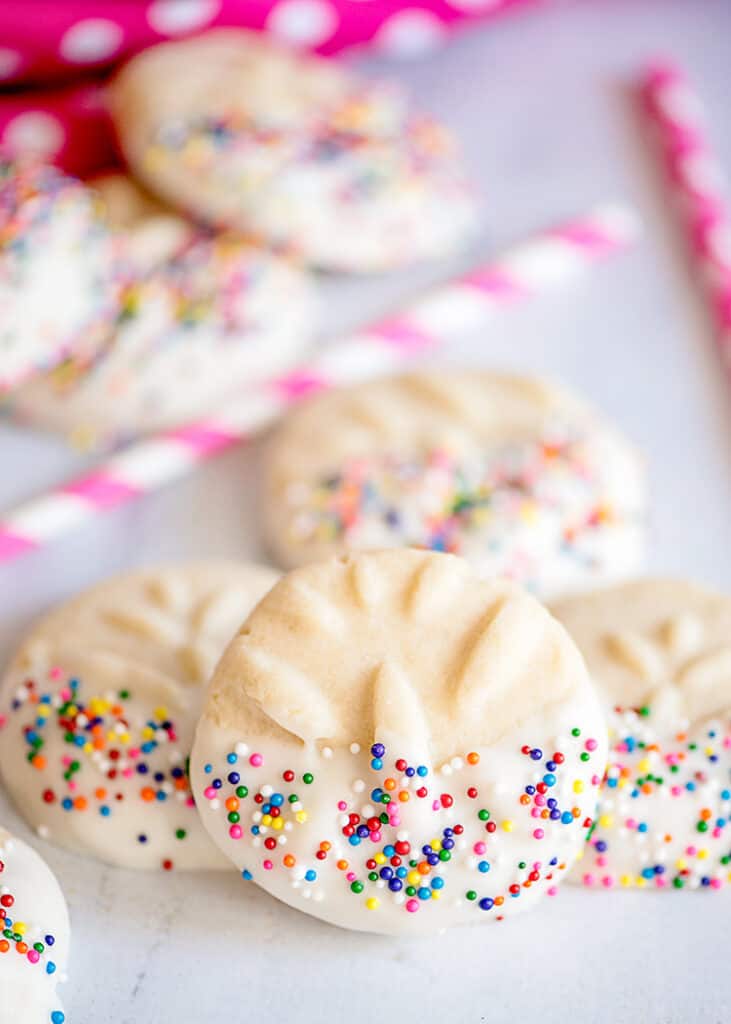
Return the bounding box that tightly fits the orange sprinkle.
[700,808,712,821]
[337,859,349,871]
[466,752,480,766]
[320,841,331,852]
[95,788,107,801]
[31,754,46,771]
[417,861,431,875]
[398,791,410,802]
[384,778,396,792]
[520,794,531,805]
[225,797,239,812]
[141,787,155,802]
[73,797,88,811]
[283,854,296,868]
[16,942,27,955]
[494,896,504,907]
[0,940,8,954]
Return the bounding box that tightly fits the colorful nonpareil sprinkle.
[0,863,60,978]
[1,668,202,870]
[283,434,644,595]
[199,733,602,924]
[581,705,731,890]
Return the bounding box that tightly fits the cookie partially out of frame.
[192,549,607,935]
[553,578,731,892]
[0,563,278,871]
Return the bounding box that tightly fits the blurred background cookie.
[12,172,316,450]
[108,29,477,273]
[262,370,647,597]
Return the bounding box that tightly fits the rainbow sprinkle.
[581,705,731,890]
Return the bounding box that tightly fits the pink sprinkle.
[585,738,598,752]
[249,753,263,767]
[533,828,544,840]
[591,774,601,786]
[337,801,347,811]
[185,797,195,808]
[474,842,486,855]
[583,873,595,887]
[263,860,273,870]
[655,876,668,888]
[371,831,381,843]
[671,786,682,797]
[547,886,558,897]
[346,872,356,882]
[50,667,63,680]
[405,899,419,913]
[713,827,723,838]
[27,950,40,964]
[686,845,697,856]
[601,876,614,888]
[431,800,440,811]
[531,808,540,818]
[204,787,217,800]
[534,794,546,807]
[626,818,638,829]
[229,825,243,839]
[711,878,723,889]
[597,855,608,868]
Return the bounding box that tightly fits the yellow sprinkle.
[89,698,109,715]
[142,727,154,740]
[83,742,93,755]
[374,853,386,865]
[697,849,708,860]
[598,814,614,829]
[154,707,168,721]
[636,876,646,888]
[295,811,308,824]
[261,815,272,827]
[365,898,379,910]
[573,780,584,794]
[676,858,687,871]
[519,501,538,523]
[636,758,650,774]
[501,820,514,833]
[619,875,632,887]
[431,890,440,900]
[430,840,440,851]
[407,871,421,887]
[272,818,284,831]
[14,922,26,936]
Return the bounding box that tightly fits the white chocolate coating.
[109,30,477,272]
[13,173,315,450]
[0,827,70,1024]
[0,160,117,393]
[191,550,608,934]
[263,371,647,598]
[0,563,278,870]
[553,579,731,891]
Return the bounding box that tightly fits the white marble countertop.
[2,0,731,1020]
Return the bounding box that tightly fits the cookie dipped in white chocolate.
[0,827,70,1024]
[0,563,278,870]
[263,371,647,599]
[553,579,731,891]
[191,550,608,935]
[13,172,315,450]
[108,30,476,273]
[0,159,117,393]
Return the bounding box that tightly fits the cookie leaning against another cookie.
[0,563,278,871]
[552,578,731,892]
[108,29,477,273]
[191,549,608,935]
[12,172,316,450]
[0,159,118,393]
[0,826,70,1024]
[262,370,647,599]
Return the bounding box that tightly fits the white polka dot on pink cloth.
[147,0,220,36]
[0,48,21,81]
[59,18,123,63]
[447,0,502,10]
[3,112,65,159]
[266,0,339,46]
[376,9,447,57]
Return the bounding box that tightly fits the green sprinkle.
[303,773,314,785]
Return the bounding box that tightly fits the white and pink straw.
[642,60,731,371]
[0,202,640,566]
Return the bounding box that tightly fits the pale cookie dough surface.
[108,30,477,272]
[0,159,117,393]
[0,563,278,870]
[13,172,315,450]
[263,371,647,598]
[0,827,70,1024]
[191,550,608,935]
[552,579,731,892]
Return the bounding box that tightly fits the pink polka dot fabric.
[0,0,539,175]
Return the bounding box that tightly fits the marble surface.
[2,0,731,1020]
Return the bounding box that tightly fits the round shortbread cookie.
[108,30,477,272]
[262,371,647,598]
[0,563,278,871]
[0,158,117,393]
[0,827,70,1024]
[191,549,608,935]
[12,172,315,450]
[552,579,731,892]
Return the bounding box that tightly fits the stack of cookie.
[3,28,479,451]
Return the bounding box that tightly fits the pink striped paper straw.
[0,201,640,565]
[641,61,731,370]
